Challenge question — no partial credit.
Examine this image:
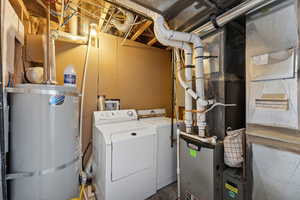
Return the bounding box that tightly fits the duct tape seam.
[6,156,80,180]
[194,56,218,60]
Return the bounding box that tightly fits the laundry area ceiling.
[117,0,244,31]
[18,0,244,48]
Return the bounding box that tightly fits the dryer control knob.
[127,111,133,116]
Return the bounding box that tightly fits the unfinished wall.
[26,33,172,160]
[55,42,99,162]
[98,33,172,113]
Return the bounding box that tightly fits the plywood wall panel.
[55,41,98,159]
[26,33,171,157]
[98,33,119,98]
[98,33,172,114]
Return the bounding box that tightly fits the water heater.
[7,84,80,200]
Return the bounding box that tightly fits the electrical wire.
[203,102,236,114]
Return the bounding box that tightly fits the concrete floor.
[147,183,178,200]
[92,183,178,200]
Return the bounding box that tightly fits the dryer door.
[111,128,156,181]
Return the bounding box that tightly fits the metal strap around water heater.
[6,156,80,181]
[5,87,80,97]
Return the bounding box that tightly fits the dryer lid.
[141,117,174,126]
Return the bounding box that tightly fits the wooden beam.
[10,0,30,20]
[147,38,157,46]
[55,0,63,29]
[99,1,111,31]
[131,20,152,41]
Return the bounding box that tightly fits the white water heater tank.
[7,84,80,200]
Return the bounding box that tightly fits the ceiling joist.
[130,20,152,41]
[147,38,157,46]
[9,0,30,20]
[99,1,111,31]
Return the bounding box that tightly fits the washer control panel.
[93,109,138,125]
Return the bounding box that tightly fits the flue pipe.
[153,23,194,132]
[154,18,208,135]
[193,0,278,36]
[113,0,209,135]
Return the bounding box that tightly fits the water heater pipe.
[49,38,57,83]
[79,24,97,170]
[42,34,48,82]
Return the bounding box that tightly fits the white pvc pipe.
[184,51,193,132]
[49,38,56,83]
[173,49,194,132]
[113,0,208,135]
[193,40,206,137]
[154,16,207,136]
[153,26,193,131]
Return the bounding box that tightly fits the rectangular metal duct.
[246,0,300,130]
[203,26,245,139]
[125,0,243,31]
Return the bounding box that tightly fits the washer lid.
[95,121,155,144]
[141,117,174,126]
[111,128,156,182]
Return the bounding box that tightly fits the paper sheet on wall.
[252,54,269,65]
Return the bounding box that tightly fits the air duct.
[111,9,134,33]
[69,0,78,35]
[193,0,278,36]
[51,30,88,44]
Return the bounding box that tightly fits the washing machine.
[92,109,157,200]
[138,109,177,190]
